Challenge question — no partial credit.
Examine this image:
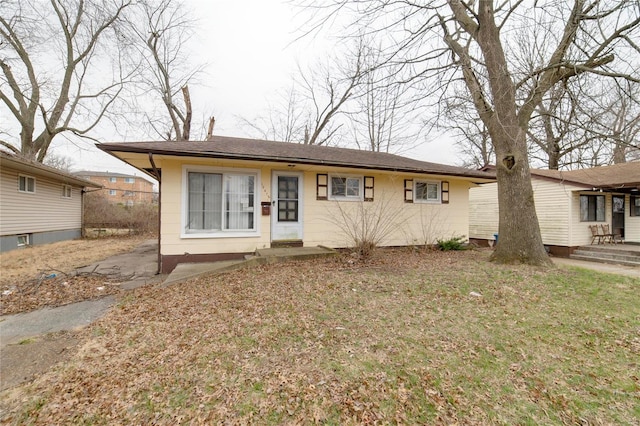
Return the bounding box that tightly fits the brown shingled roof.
[97,136,495,180]
[530,162,640,190]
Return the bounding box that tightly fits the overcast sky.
[53,0,458,178]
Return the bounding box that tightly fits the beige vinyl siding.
[568,191,613,246]
[158,157,474,256]
[159,159,271,256]
[530,178,573,246]
[303,172,471,248]
[470,178,588,246]
[626,194,640,243]
[0,166,83,236]
[469,183,499,240]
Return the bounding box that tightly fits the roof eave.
[97,144,495,181]
[0,154,102,188]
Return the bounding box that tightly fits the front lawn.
[3,249,639,424]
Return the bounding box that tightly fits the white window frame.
[18,174,36,193]
[414,180,441,203]
[181,165,260,238]
[109,189,117,196]
[17,234,30,247]
[124,177,135,183]
[328,174,363,201]
[62,185,72,198]
[109,177,117,183]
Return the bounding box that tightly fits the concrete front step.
[570,255,640,267]
[574,245,640,257]
[570,248,640,267]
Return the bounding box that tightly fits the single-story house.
[469,162,640,256]
[0,151,101,252]
[98,136,495,273]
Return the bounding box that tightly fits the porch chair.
[589,225,604,245]
[600,224,614,244]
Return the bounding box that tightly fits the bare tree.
[240,86,308,143]
[442,88,495,168]
[0,0,136,162]
[587,80,640,164]
[242,42,365,146]
[302,0,640,265]
[130,0,202,141]
[299,45,364,145]
[349,45,422,154]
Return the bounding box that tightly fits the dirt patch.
[0,236,146,315]
[0,236,146,287]
[0,332,80,392]
[0,236,153,399]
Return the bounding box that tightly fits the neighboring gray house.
[0,151,101,252]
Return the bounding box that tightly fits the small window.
[18,175,36,193]
[124,177,135,183]
[62,185,72,198]
[123,190,134,196]
[17,234,30,247]
[330,175,362,200]
[109,177,117,183]
[415,180,440,203]
[109,189,117,196]
[631,196,640,217]
[125,200,134,207]
[580,194,605,222]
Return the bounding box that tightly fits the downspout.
[149,152,162,274]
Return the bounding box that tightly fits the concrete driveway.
[0,239,161,345]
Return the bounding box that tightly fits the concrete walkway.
[161,246,338,287]
[552,257,640,278]
[0,239,161,346]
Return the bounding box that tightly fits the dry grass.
[2,248,639,424]
[0,236,147,315]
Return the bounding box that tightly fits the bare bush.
[83,192,158,236]
[325,193,407,260]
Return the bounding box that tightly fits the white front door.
[271,171,303,241]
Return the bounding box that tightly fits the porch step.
[570,245,640,267]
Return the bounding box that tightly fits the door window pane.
[278,176,298,222]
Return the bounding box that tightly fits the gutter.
[96,145,495,182]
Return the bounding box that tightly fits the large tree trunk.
[474,0,551,265]
[492,139,550,265]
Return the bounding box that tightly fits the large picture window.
[186,170,257,235]
[580,194,605,222]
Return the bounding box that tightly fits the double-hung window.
[631,195,640,217]
[62,185,72,198]
[580,194,605,221]
[185,169,258,236]
[18,175,35,193]
[415,180,440,203]
[330,175,362,200]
